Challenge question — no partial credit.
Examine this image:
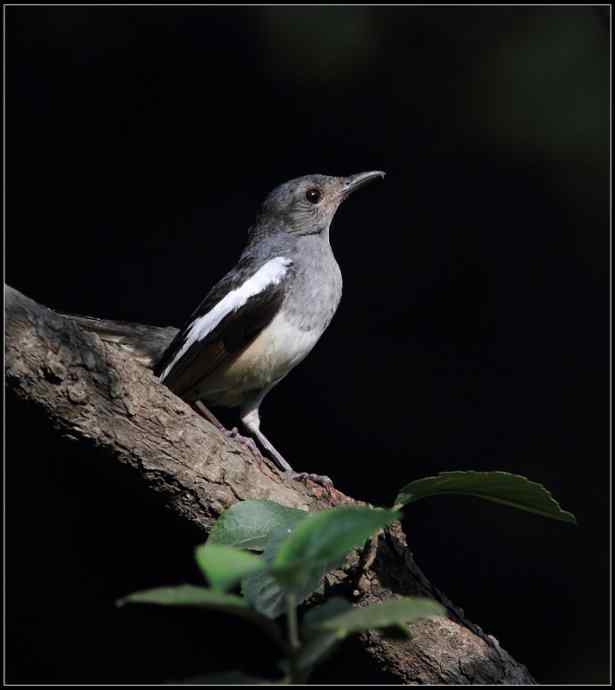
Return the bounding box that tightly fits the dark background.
[6,5,610,685]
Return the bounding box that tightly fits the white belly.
[195,310,324,407]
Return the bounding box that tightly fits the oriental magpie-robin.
[72,172,385,480]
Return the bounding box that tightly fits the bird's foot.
[226,427,260,456]
[288,471,333,489]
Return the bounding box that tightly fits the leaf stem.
[286,594,300,650]
[286,594,302,683]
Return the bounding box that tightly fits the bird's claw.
[288,471,333,489]
[226,427,260,456]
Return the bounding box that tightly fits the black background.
[6,5,610,685]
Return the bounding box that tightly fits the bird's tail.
[62,313,178,368]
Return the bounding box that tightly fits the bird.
[66,172,385,482]
[152,171,385,481]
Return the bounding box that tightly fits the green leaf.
[394,471,577,524]
[117,585,250,613]
[117,585,287,647]
[294,630,342,677]
[242,527,326,619]
[242,569,294,621]
[295,597,439,679]
[195,543,265,592]
[301,597,353,636]
[272,506,399,593]
[295,598,354,675]
[208,499,309,551]
[314,597,446,636]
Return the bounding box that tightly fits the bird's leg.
[241,407,294,472]
[240,406,333,487]
[191,400,226,432]
[192,401,259,455]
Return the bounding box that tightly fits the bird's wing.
[154,256,293,397]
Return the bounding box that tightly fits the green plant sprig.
[117,471,575,683]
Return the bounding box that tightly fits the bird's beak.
[340,170,386,199]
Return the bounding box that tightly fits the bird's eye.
[305,188,322,204]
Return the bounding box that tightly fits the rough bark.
[5,284,535,685]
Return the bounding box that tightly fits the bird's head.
[257,171,385,236]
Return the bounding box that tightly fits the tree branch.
[5,284,535,684]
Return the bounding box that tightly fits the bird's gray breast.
[252,242,341,385]
[283,239,343,335]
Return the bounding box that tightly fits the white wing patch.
[159,256,292,382]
